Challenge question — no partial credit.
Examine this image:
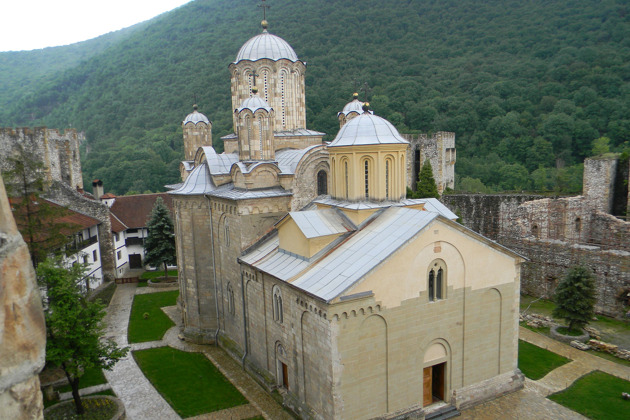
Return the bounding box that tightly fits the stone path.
[102,282,292,420]
[460,326,630,419]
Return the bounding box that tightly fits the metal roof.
[183,110,210,125]
[291,207,437,301]
[289,209,352,239]
[200,146,238,175]
[313,197,458,220]
[274,129,325,137]
[208,186,292,200]
[275,145,320,174]
[337,99,373,117]
[168,163,218,196]
[328,113,409,147]
[235,30,299,62]
[237,94,273,113]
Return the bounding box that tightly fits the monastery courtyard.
[89,283,630,419]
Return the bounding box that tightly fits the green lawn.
[518,340,571,380]
[133,347,248,418]
[57,367,107,393]
[128,290,179,343]
[549,371,630,420]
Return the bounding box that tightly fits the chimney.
[92,179,104,200]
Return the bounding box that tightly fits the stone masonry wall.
[443,193,629,316]
[404,131,456,195]
[0,127,84,190]
[0,174,46,420]
[583,156,618,214]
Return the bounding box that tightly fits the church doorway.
[423,362,445,407]
[281,362,289,389]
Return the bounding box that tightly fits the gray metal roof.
[235,30,299,62]
[208,186,292,200]
[237,94,273,113]
[290,207,437,301]
[275,145,320,174]
[183,110,210,125]
[200,146,238,175]
[337,99,373,117]
[328,113,409,147]
[289,209,352,239]
[274,129,325,137]
[168,163,218,196]
[313,197,458,220]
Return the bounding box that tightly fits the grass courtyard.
[128,290,178,343]
[549,371,630,420]
[518,340,571,380]
[133,347,248,418]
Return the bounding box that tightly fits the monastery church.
[169,17,524,420]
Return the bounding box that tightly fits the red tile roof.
[101,193,117,199]
[109,213,127,233]
[9,197,100,251]
[109,193,174,229]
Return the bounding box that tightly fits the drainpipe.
[205,195,221,345]
[241,269,248,368]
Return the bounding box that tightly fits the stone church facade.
[170,19,521,420]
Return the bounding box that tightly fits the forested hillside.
[1,0,629,195]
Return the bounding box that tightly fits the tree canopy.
[410,159,440,199]
[1,0,630,194]
[143,197,176,280]
[38,257,128,414]
[552,265,597,332]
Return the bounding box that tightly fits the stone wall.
[443,193,629,316]
[0,127,84,190]
[583,156,618,213]
[0,174,46,420]
[44,181,116,282]
[404,132,456,195]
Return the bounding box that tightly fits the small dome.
[183,106,210,125]
[329,113,409,147]
[338,99,367,117]
[237,94,273,113]
[235,30,299,62]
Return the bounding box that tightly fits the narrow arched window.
[575,217,581,233]
[227,283,235,316]
[273,286,283,324]
[385,159,390,200]
[224,220,230,247]
[344,161,349,199]
[364,160,370,199]
[532,224,539,239]
[428,260,446,301]
[317,170,328,195]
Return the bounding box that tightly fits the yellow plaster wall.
[329,144,408,202]
[345,218,520,309]
[278,218,309,257]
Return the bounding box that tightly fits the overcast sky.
[0,0,192,52]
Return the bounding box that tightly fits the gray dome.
[237,94,273,113]
[235,30,299,62]
[338,99,373,117]
[329,113,409,147]
[183,107,210,125]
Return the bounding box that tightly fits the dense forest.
[1,0,629,195]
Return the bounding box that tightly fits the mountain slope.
[1,0,629,195]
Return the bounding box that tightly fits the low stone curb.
[550,325,589,344]
[44,395,125,420]
[58,384,112,401]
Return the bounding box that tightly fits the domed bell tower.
[235,87,275,161]
[182,104,212,161]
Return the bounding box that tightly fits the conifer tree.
[413,159,440,199]
[143,197,176,281]
[38,257,128,415]
[552,265,596,332]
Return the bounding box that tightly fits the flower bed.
[43,395,124,420]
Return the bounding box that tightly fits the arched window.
[227,283,235,316]
[317,170,328,195]
[385,159,391,200]
[273,286,283,323]
[532,224,539,239]
[344,161,349,199]
[280,70,287,128]
[428,260,446,301]
[364,159,370,199]
[224,220,230,247]
[575,217,581,233]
